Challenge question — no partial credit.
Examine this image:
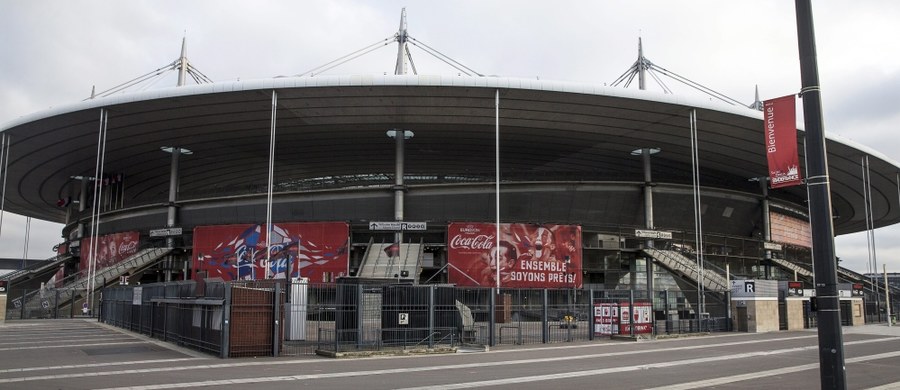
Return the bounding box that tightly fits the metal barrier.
[98,280,733,358]
[101,280,228,357]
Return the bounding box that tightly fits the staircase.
[1,254,73,287]
[769,257,814,278]
[10,247,172,318]
[643,248,729,292]
[357,241,423,281]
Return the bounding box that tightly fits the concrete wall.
[850,298,865,326]
[785,298,806,330]
[731,298,780,333]
[0,294,6,324]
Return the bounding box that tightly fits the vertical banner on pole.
[763,95,802,188]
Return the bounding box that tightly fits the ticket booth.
[731,279,779,332]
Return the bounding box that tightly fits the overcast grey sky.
[1,1,899,275]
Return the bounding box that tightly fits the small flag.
[384,242,400,257]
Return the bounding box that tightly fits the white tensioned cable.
[22,216,31,260]
[695,112,706,313]
[265,90,278,279]
[862,157,873,276]
[865,156,881,299]
[690,109,706,313]
[86,109,108,312]
[0,134,8,240]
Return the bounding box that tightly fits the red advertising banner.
[193,222,349,283]
[79,231,140,272]
[447,222,582,288]
[764,95,802,188]
[593,303,619,336]
[619,301,653,334]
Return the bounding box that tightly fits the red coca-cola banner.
[764,95,802,188]
[447,222,582,288]
[79,231,140,272]
[193,222,349,283]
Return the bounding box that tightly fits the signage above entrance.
[763,242,783,251]
[150,227,183,237]
[634,229,672,239]
[369,221,427,231]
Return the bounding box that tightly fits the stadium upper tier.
[1,74,898,235]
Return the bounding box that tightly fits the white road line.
[865,380,900,390]
[0,334,825,384]
[0,358,205,374]
[0,337,137,346]
[0,341,147,351]
[644,350,900,390]
[82,337,897,390]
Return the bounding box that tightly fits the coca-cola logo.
[449,234,495,250]
[118,240,138,255]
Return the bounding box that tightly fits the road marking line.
[645,350,900,390]
[0,358,204,374]
[82,337,896,390]
[0,337,137,346]
[0,341,147,351]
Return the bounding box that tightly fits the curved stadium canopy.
[1,75,898,236]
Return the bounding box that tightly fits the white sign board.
[764,242,783,251]
[398,312,409,325]
[634,229,673,239]
[369,221,427,231]
[132,287,143,305]
[150,227,183,237]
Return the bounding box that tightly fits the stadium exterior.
[3,14,900,325]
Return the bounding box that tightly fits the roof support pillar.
[389,129,413,250]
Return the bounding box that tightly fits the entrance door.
[736,306,748,332]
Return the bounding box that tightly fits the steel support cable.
[187,64,214,83]
[91,63,175,99]
[406,40,472,76]
[302,43,395,77]
[611,63,640,86]
[22,216,31,261]
[864,156,882,302]
[646,68,673,94]
[0,135,8,240]
[623,71,638,88]
[863,157,873,275]
[100,70,171,97]
[405,47,418,75]
[86,109,107,312]
[649,64,745,106]
[137,72,170,92]
[265,91,277,279]
[690,109,706,312]
[293,35,396,77]
[407,36,484,76]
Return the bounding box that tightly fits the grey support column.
[76,176,88,240]
[162,146,190,281]
[633,147,659,299]
[761,178,772,279]
[389,129,413,246]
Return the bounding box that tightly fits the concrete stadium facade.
[2,75,899,313]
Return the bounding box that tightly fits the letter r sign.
[744,281,755,293]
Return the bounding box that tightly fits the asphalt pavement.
[1,319,899,389]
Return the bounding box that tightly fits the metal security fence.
[99,280,733,358]
[5,287,93,320]
[101,280,228,357]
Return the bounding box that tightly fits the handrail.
[1,253,72,282]
[645,248,728,291]
[769,257,814,278]
[25,247,172,310]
